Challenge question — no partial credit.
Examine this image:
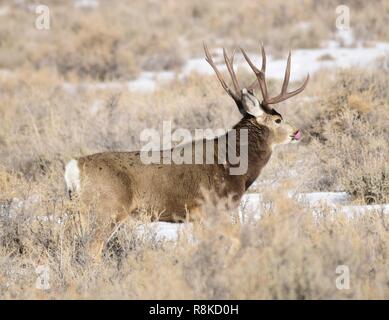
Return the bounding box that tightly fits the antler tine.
[240,45,269,104]
[242,43,309,106]
[281,51,291,94]
[223,48,240,94]
[246,42,266,92]
[267,51,310,104]
[246,79,258,92]
[203,42,240,102]
[270,73,310,104]
[260,41,266,73]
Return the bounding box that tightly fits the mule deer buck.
[64,43,309,258]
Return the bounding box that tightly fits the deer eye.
[275,119,282,124]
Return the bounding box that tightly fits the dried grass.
[0,0,388,299]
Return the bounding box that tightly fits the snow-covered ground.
[180,42,389,82]
[58,40,389,94]
[133,222,194,243]
[74,0,99,8]
[2,191,388,243]
[127,192,389,241]
[145,192,389,242]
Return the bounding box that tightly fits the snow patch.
[339,204,389,218]
[294,192,351,206]
[0,6,10,16]
[127,71,175,91]
[74,0,99,9]
[334,29,355,47]
[239,193,263,221]
[133,222,193,242]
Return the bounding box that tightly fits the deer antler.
[203,43,242,104]
[240,43,309,106]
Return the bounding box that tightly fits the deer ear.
[241,88,264,117]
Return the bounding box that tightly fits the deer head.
[204,42,309,148]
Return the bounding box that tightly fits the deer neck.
[226,115,273,190]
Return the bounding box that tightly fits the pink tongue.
[294,130,301,141]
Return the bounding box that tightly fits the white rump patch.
[64,159,81,195]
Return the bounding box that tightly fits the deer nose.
[293,130,302,141]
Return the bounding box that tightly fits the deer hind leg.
[65,160,136,261]
[77,204,136,262]
[95,208,137,261]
